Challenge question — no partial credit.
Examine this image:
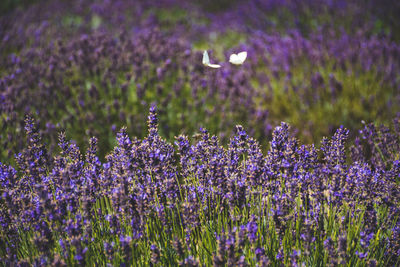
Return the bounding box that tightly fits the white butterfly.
[202,50,221,68]
[229,51,247,65]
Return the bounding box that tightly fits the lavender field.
[0,0,399,266]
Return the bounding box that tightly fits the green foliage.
[0,0,39,15]
[8,183,398,265]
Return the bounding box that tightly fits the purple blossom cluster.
[0,107,399,265]
[1,0,400,163]
[1,1,400,264]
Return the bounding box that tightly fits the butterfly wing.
[203,50,221,68]
[202,50,210,65]
[229,51,247,65]
[237,51,247,63]
[229,53,239,64]
[206,63,221,68]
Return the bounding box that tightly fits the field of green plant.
[0,0,399,266]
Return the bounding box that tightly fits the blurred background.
[1,0,399,163]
